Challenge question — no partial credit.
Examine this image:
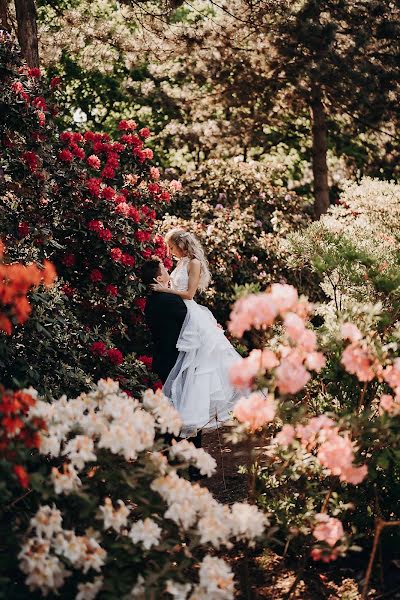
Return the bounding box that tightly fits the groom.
[141,258,203,455]
[141,258,187,384]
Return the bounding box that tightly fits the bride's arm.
[152,259,201,300]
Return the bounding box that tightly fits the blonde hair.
[165,228,211,292]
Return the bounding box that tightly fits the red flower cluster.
[138,355,153,369]
[0,386,46,489]
[0,242,57,335]
[90,342,124,366]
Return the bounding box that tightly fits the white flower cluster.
[29,380,183,486]
[151,471,266,548]
[19,505,106,597]
[169,438,217,477]
[131,555,234,600]
[142,388,182,436]
[21,380,266,598]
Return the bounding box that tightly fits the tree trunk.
[0,0,10,30]
[14,0,39,67]
[310,83,329,219]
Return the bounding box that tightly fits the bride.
[151,228,243,437]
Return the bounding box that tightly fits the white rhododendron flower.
[197,555,235,599]
[129,518,162,550]
[18,537,71,595]
[169,439,217,476]
[230,502,266,544]
[30,505,63,539]
[63,435,97,470]
[76,576,103,600]
[99,498,130,533]
[142,388,182,436]
[166,580,192,599]
[51,463,82,495]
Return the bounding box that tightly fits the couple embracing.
[141,228,242,444]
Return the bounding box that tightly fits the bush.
[0,31,180,397]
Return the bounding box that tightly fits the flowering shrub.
[1,380,267,598]
[0,33,177,396]
[162,159,312,325]
[227,281,400,563]
[286,178,400,308]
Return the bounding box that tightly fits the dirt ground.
[201,430,400,600]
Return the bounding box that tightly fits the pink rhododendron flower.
[379,394,394,413]
[150,167,160,180]
[233,392,276,430]
[261,349,280,370]
[298,329,317,352]
[274,424,296,447]
[170,179,182,191]
[341,343,375,382]
[383,358,400,392]
[229,351,260,389]
[269,284,299,316]
[305,352,326,372]
[228,293,278,337]
[341,464,368,485]
[317,432,367,484]
[313,514,344,547]
[341,323,362,342]
[296,415,336,447]
[284,312,306,342]
[275,352,310,395]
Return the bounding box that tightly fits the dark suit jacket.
[144,292,187,383]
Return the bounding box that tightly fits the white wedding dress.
[163,257,243,437]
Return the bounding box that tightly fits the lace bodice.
[170,257,190,292]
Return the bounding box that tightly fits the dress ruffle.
[163,299,243,437]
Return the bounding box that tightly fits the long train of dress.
[163,257,243,437]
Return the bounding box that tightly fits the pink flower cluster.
[273,415,367,485]
[229,285,325,395]
[311,514,345,562]
[233,391,276,430]
[340,323,380,382]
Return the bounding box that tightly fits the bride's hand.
[151,280,169,292]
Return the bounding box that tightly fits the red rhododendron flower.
[2,415,24,436]
[13,465,29,488]
[148,183,160,194]
[139,127,151,138]
[32,96,47,111]
[138,355,153,369]
[90,269,103,282]
[62,284,75,297]
[108,348,124,365]
[18,222,30,238]
[28,67,41,78]
[118,119,137,131]
[102,166,115,179]
[11,81,24,94]
[141,248,152,259]
[164,257,173,270]
[72,133,83,143]
[86,178,101,197]
[60,131,73,143]
[58,149,73,162]
[134,297,146,311]
[133,149,146,162]
[121,254,135,267]
[22,151,39,172]
[101,186,116,200]
[99,229,112,242]
[50,76,61,89]
[110,248,123,262]
[91,341,107,356]
[70,144,85,160]
[84,131,96,142]
[106,284,118,297]
[87,155,101,169]
[160,191,171,202]
[153,380,163,391]
[37,111,46,126]
[87,219,104,232]
[62,253,76,267]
